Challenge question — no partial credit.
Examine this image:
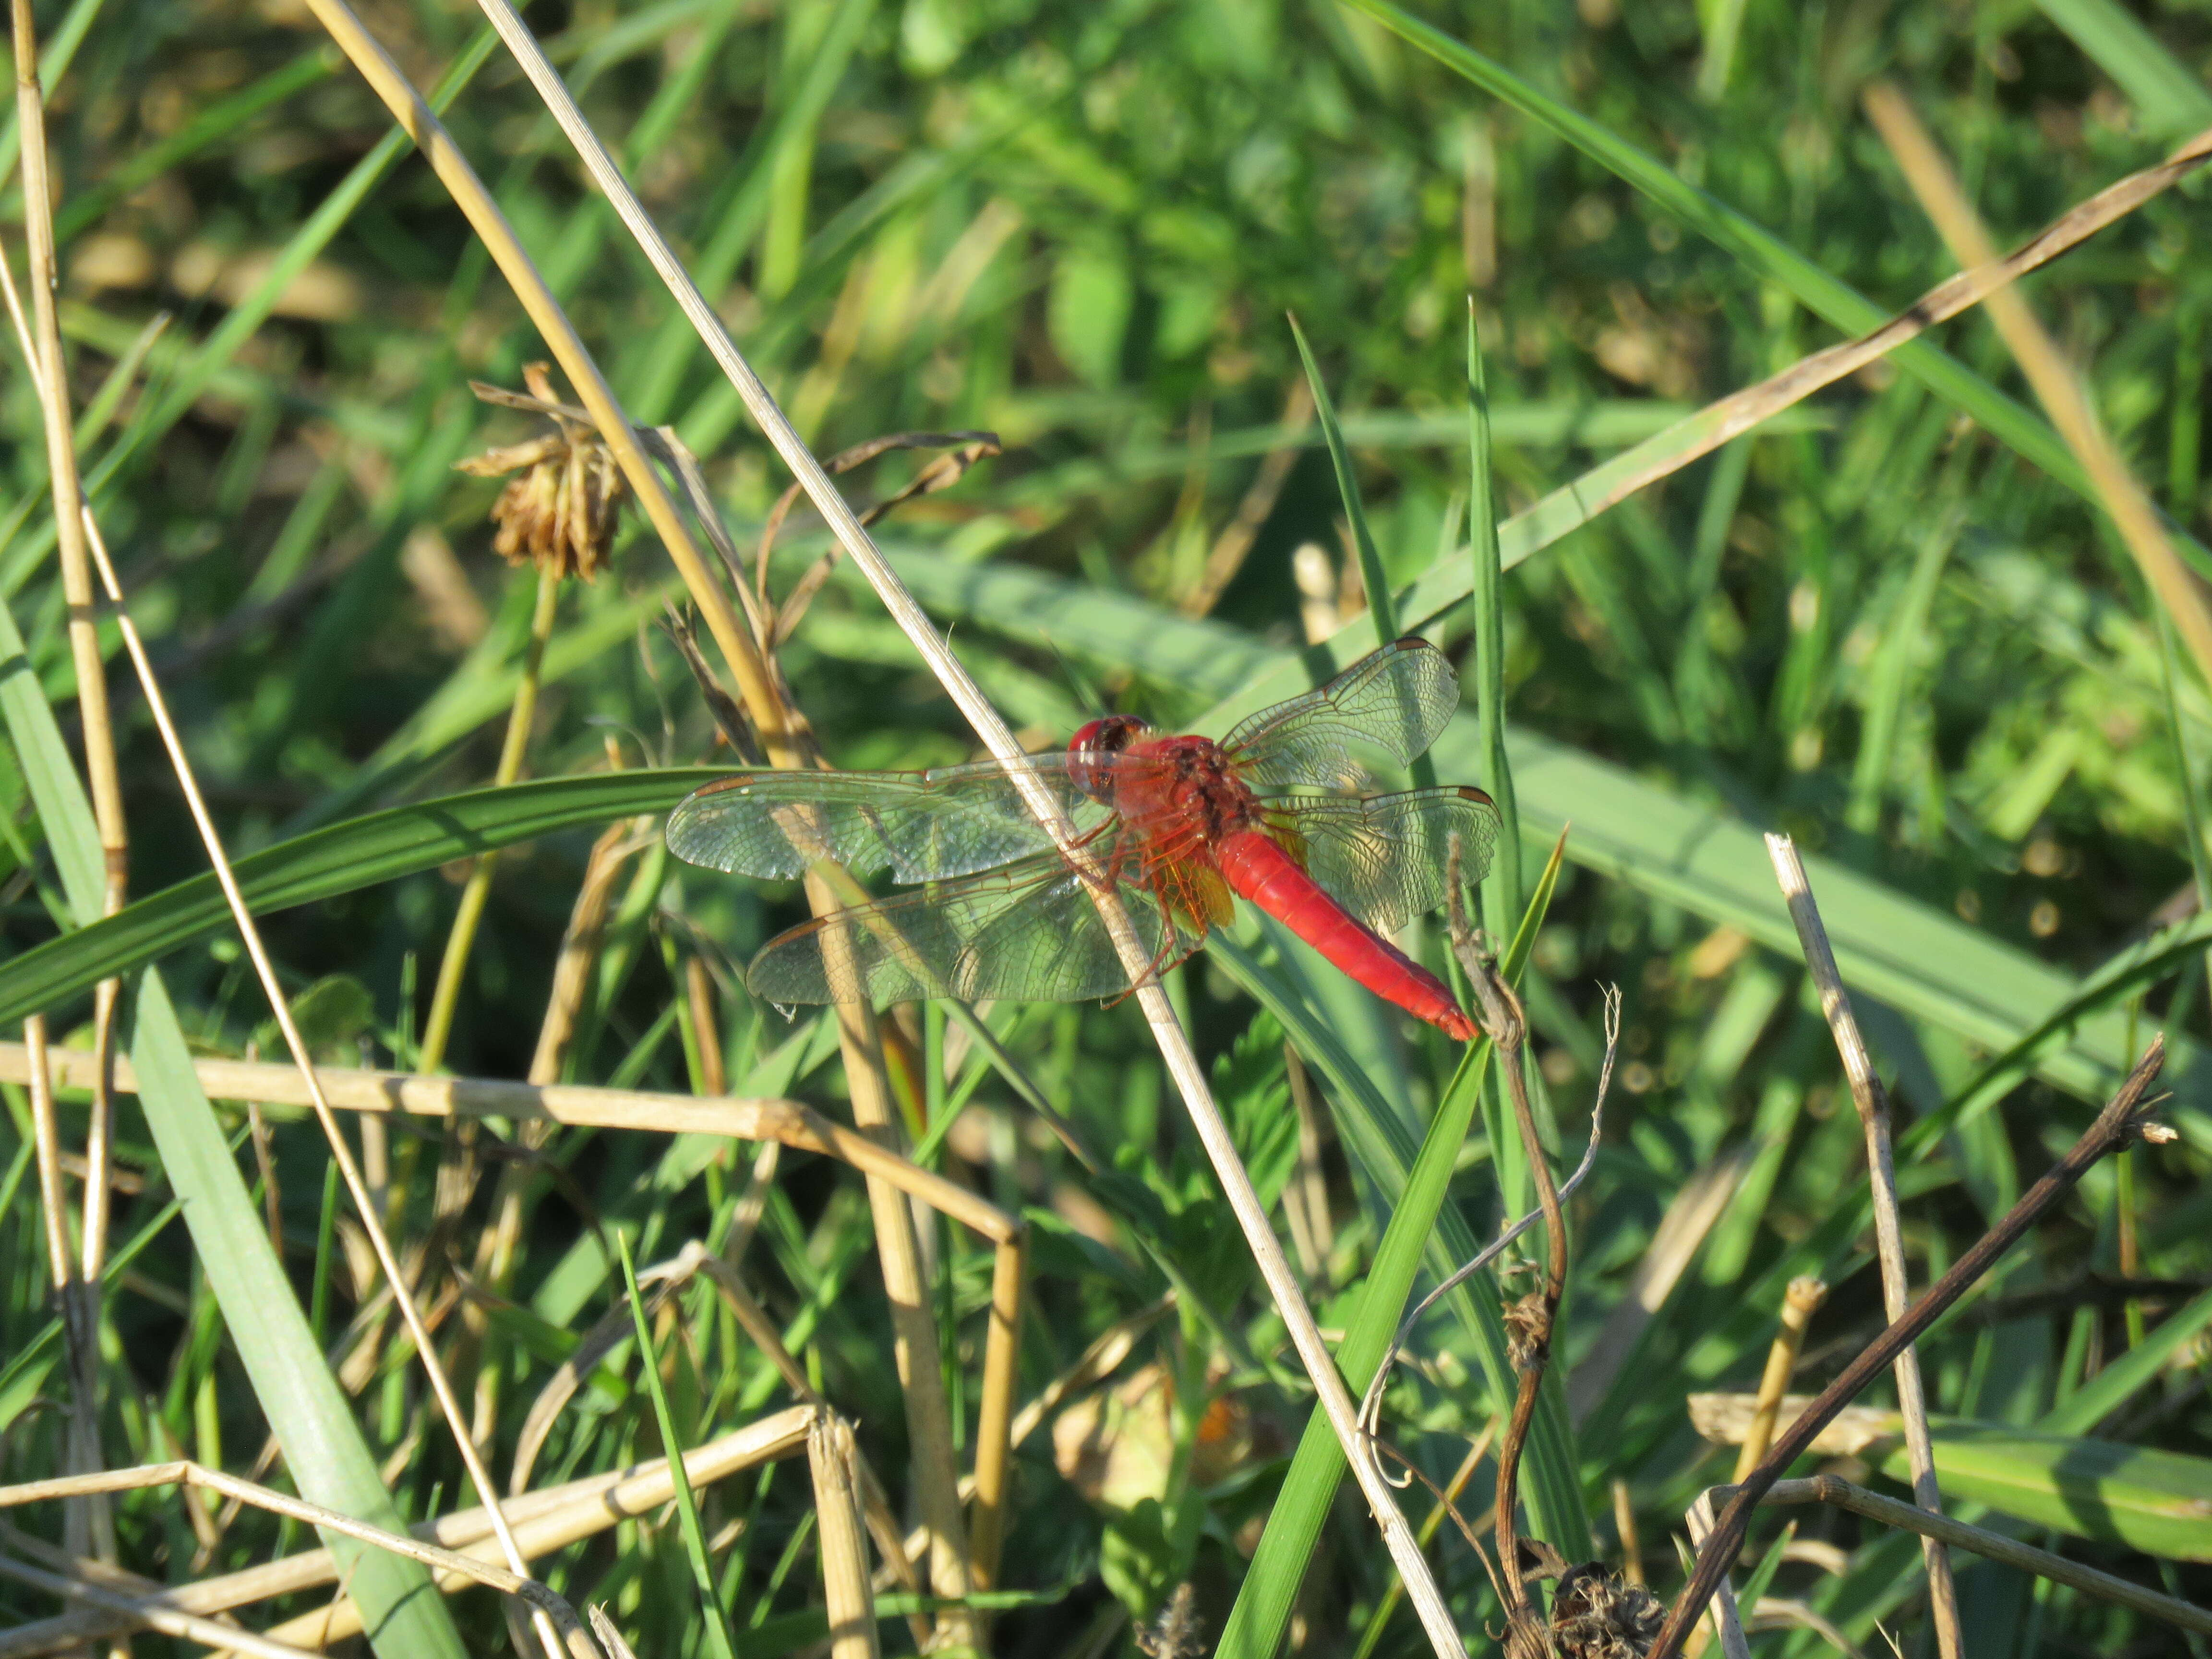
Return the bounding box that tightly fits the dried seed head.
[1550,1562,1665,1659]
[455,363,625,581]
[1504,1287,1550,1370]
[1135,1583,1204,1659]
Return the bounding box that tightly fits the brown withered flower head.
[1503,1286,1551,1370]
[1548,1561,1665,1659]
[454,363,624,581]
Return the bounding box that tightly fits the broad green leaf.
[2038,1286,2212,1437]
[0,769,722,1024]
[1867,1421,2212,1562]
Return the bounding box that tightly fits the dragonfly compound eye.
[1068,714,1146,800]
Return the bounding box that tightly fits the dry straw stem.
[1683,1489,1752,1659]
[0,1413,816,1659]
[1501,117,2212,564]
[0,31,125,1558]
[49,511,573,1659]
[1863,84,2212,686]
[463,0,1467,1643]
[20,1017,108,1567]
[0,1463,598,1658]
[1733,1276,1827,1482]
[807,1413,881,1659]
[1736,1474,2212,1639]
[0,1038,1028,1598]
[1611,1478,1643,1587]
[292,3,980,1633]
[1646,1037,2174,1659]
[0,1554,323,1659]
[1765,830,1962,1659]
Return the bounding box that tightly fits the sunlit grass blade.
[618,1232,740,1659]
[1466,301,1521,929]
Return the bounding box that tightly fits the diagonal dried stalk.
[1764,832,1960,1659]
[50,504,576,1659]
[464,0,1470,1644]
[1863,84,2212,690]
[286,8,985,1637]
[1645,1038,2175,1659]
[807,1411,879,1659]
[1483,117,2212,579]
[0,1554,322,1659]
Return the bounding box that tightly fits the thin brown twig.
[1764,831,1960,1658]
[1863,84,2212,692]
[1356,982,1617,1444]
[1645,1037,2174,1659]
[1451,920,1558,1656]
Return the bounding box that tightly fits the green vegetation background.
[2,0,2211,1652]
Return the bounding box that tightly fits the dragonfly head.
[1068,714,1149,802]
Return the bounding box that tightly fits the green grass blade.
[0,0,108,184]
[1467,302,1521,927]
[618,1233,739,1659]
[0,769,723,1025]
[2034,0,2212,136]
[2037,1286,2212,1437]
[1214,836,1573,1659]
[1871,1422,2212,1561]
[1288,314,1400,645]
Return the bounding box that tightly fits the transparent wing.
[1268,786,1498,934]
[744,854,1208,1005]
[1225,637,1460,790]
[665,755,1120,883]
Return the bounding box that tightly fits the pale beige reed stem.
[1765,833,1962,1659]
[2,5,123,1569]
[1733,1276,1827,1482]
[1612,1477,1643,1587]
[807,1412,880,1659]
[1863,83,2212,688]
[61,510,576,1659]
[286,10,981,1633]
[465,3,1466,1642]
[1,1413,815,1659]
[0,1463,597,1658]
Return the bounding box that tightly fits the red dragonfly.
[665,638,1497,1040]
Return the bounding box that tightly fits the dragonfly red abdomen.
[1214,827,1477,1042]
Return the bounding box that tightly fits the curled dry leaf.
[455,362,626,581]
